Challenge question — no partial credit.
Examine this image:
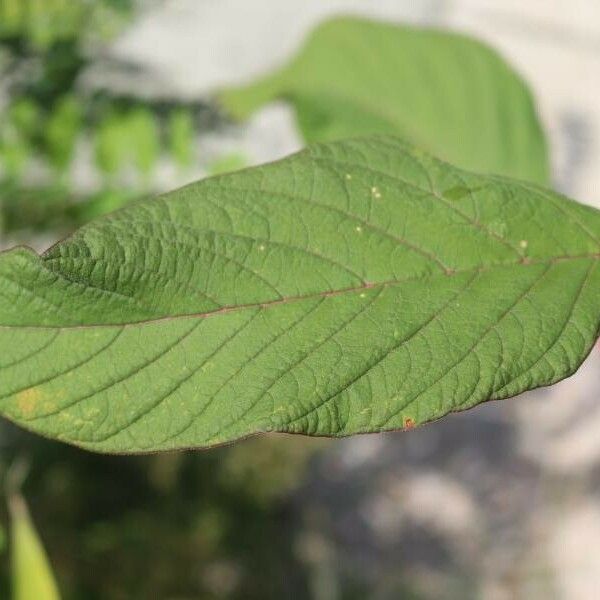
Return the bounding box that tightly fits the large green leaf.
[220,17,550,185]
[0,136,599,453]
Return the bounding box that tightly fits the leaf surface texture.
[0,136,598,452]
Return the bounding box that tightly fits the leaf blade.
[10,494,61,600]
[220,17,550,184]
[0,136,599,453]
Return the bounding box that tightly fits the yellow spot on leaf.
[16,388,41,418]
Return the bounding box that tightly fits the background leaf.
[220,17,550,185]
[10,493,60,600]
[0,136,598,453]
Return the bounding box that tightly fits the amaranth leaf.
[0,136,598,453]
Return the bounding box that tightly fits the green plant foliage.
[0,522,6,554]
[94,107,161,180]
[0,182,135,233]
[0,0,204,235]
[207,152,248,176]
[0,434,322,598]
[9,493,60,600]
[219,436,326,506]
[168,108,196,169]
[44,95,83,171]
[221,17,550,184]
[0,100,38,179]
[8,100,41,138]
[94,110,130,176]
[0,0,133,47]
[0,130,30,180]
[129,106,161,178]
[0,136,598,453]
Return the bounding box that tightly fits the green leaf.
[94,111,129,176]
[128,106,160,177]
[207,152,248,176]
[9,99,41,138]
[45,95,83,171]
[220,17,550,185]
[10,493,61,600]
[95,108,160,180]
[0,136,598,453]
[168,108,195,169]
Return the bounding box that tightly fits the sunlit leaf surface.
[0,136,598,453]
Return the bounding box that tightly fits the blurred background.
[1,1,599,598]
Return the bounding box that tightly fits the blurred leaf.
[0,180,141,235]
[45,95,83,171]
[0,0,24,36]
[0,0,133,46]
[0,1,207,234]
[221,16,550,184]
[0,100,38,179]
[71,188,138,223]
[9,100,40,138]
[207,152,247,176]
[0,130,31,179]
[9,493,60,600]
[26,0,84,49]
[128,106,160,177]
[220,437,324,505]
[0,181,72,232]
[0,136,598,453]
[94,107,161,180]
[168,108,195,169]
[0,522,6,554]
[88,0,135,40]
[94,111,128,176]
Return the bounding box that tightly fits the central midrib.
[4,252,599,331]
